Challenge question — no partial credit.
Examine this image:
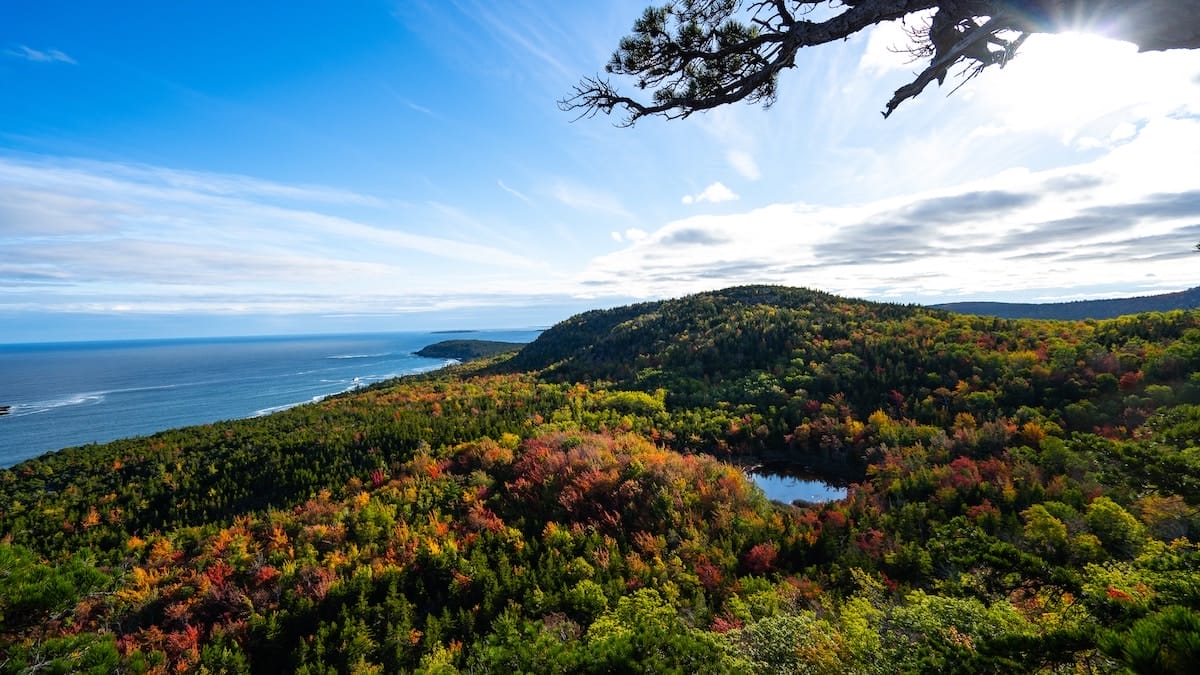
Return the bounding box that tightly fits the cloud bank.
[582,116,1200,302]
[0,156,552,316]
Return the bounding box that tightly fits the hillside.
[504,285,1200,448]
[506,286,922,379]
[2,285,1199,673]
[933,286,1200,319]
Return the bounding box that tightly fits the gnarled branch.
[563,0,1200,124]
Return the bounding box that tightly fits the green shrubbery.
[2,287,1198,672]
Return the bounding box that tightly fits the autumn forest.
[2,285,1199,673]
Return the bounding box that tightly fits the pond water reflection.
[749,468,847,505]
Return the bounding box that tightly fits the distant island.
[933,285,1200,320]
[414,339,525,360]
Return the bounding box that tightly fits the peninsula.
[414,338,524,360]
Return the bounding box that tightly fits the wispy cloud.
[497,179,534,206]
[6,45,76,64]
[0,186,126,235]
[726,150,761,181]
[857,15,924,76]
[466,1,574,80]
[403,99,434,116]
[399,0,594,96]
[682,182,739,205]
[551,180,631,218]
[0,155,552,315]
[0,157,386,208]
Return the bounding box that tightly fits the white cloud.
[550,181,631,217]
[610,228,647,243]
[857,16,925,76]
[726,150,761,181]
[682,182,739,205]
[695,106,757,149]
[581,118,1200,302]
[0,186,126,235]
[779,27,1200,210]
[0,155,558,315]
[6,45,76,64]
[7,5,1200,322]
[1109,122,1138,143]
[958,33,1200,139]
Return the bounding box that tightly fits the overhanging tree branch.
[562,0,1200,124]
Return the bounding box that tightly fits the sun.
[1005,32,1139,101]
[859,18,1192,132]
[973,30,1193,135]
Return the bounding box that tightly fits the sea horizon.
[0,326,545,350]
[0,328,541,468]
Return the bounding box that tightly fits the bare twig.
[566,0,1200,123]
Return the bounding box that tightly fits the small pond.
[749,467,848,505]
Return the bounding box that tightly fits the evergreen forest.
[2,285,1200,673]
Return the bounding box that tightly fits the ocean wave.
[99,384,178,395]
[325,352,393,360]
[5,393,106,417]
[352,361,453,383]
[252,381,364,417]
[2,383,181,419]
[252,401,303,417]
[329,377,365,390]
[251,391,340,417]
[244,361,463,420]
[414,360,458,372]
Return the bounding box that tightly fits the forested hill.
[933,285,1200,319]
[3,285,1200,672]
[504,285,926,385]
[503,284,1200,430]
[414,339,524,360]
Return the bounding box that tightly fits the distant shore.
[415,339,525,360]
[1,330,544,468]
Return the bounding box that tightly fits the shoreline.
[0,332,538,470]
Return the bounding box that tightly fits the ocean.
[0,330,541,468]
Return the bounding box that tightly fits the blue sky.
[3,1,1199,342]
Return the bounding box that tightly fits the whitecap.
[252,401,306,417]
[95,384,178,395]
[5,392,106,417]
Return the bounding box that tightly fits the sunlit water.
[750,469,848,504]
[0,330,539,467]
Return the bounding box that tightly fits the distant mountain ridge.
[932,286,1200,320]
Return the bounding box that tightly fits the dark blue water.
[0,330,539,467]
